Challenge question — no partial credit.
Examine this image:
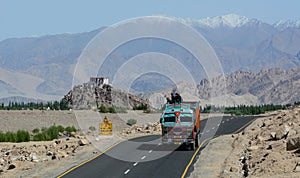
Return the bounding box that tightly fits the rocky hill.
[142,67,300,108]
[198,67,300,105]
[63,81,150,110]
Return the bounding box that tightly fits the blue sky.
[1,0,300,41]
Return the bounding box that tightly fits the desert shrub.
[65,126,77,134]
[57,125,65,133]
[127,119,137,126]
[133,104,148,110]
[99,104,109,113]
[0,132,17,142]
[89,126,96,131]
[41,127,47,132]
[16,130,30,142]
[46,126,60,140]
[33,132,50,141]
[32,128,40,134]
[108,106,116,113]
[116,107,128,113]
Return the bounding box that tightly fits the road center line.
[133,162,138,166]
[149,150,153,153]
[124,169,130,175]
[141,156,146,160]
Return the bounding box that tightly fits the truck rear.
[160,101,201,150]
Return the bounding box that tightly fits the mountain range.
[0,14,300,103]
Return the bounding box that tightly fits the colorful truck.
[160,101,201,150]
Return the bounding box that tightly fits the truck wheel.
[195,132,200,147]
[189,142,195,151]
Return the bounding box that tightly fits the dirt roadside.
[190,106,300,178]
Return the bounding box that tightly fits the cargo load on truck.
[160,98,201,150]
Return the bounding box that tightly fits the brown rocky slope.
[190,106,300,178]
[64,82,150,110]
[198,67,300,105]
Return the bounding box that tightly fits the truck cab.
[160,102,201,150]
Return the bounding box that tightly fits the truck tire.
[195,132,200,147]
[189,142,195,151]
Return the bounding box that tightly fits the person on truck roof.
[166,93,175,104]
[174,93,182,103]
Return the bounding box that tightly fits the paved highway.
[58,116,257,178]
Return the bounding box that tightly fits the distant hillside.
[198,67,300,105]
[1,14,300,102]
[140,67,300,108]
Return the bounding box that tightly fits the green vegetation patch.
[0,125,77,143]
[201,103,296,116]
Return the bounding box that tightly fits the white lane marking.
[124,169,130,175]
[141,156,146,160]
[222,121,225,124]
[226,119,229,121]
[149,150,153,153]
[206,130,210,132]
[217,124,220,126]
[212,127,215,130]
[231,117,234,120]
[158,143,162,146]
[133,162,138,166]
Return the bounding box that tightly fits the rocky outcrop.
[191,106,300,178]
[64,82,150,109]
[220,106,300,177]
[198,67,300,105]
[120,122,161,136]
[0,134,90,176]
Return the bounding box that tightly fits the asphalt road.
[58,115,257,178]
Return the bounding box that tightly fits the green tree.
[53,101,60,110]
[59,99,69,110]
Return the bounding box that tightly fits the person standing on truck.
[174,93,182,103]
[166,93,175,104]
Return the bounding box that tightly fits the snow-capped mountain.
[180,14,261,28]
[0,14,300,102]
[273,20,300,31]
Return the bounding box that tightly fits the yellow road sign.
[99,119,113,135]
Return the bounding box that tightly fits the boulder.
[46,151,53,156]
[270,132,276,139]
[70,132,76,137]
[287,137,300,151]
[294,162,300,172]
[7,164,16,170]
[247,146,260,151]
[30,154,39,162]
[229,166,238,172]
[57,150,68,158]
[78,139,89,146]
